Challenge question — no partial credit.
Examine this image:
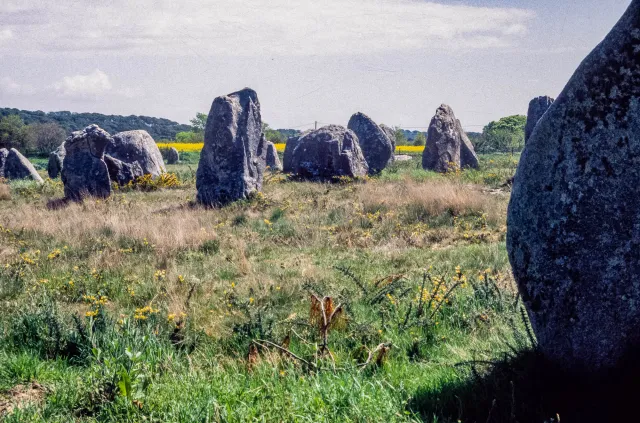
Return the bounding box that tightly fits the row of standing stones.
[0,0,637,376]
[195,87,482,206]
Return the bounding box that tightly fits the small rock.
[0,148,43,183]
[266,141,282,171]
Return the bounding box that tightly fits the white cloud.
[0,28,13,42]
[0,76,35,95]
[2,0,535,56]
[53,69,112,98]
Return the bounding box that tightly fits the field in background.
[157,143,426,155]
[0,154,534,422]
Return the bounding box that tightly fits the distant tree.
[413,132,426,146]
[190,113,208,133]
[26,122,66,154]
[0,114,28,150]
[480,115,526,153]
[175,131,204,143]
[262,122,286,144]
[394,127,408,146]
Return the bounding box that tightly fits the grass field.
[0,153,544,422]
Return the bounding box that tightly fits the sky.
[0,0,633,132]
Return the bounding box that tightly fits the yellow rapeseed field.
[157,142,424,154]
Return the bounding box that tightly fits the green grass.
[0,154,530,422]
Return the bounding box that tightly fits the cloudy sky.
[0,0,632,131]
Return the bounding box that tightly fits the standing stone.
[422,105,463,173]
[196,88,267,206]
[457,119,479,169]
[62,125,112,201]
[104,155,144,186]
[0,148,43,182]
[106,130,166,176]
[290,125,368,179]
[525,96,555,143]
[265,142,283,171]
[380,124,397,151]
[283,134,304,173]
[166,147,180,164]
[507,0,640,371]
[347,113,394,174]
[48,142,66,179]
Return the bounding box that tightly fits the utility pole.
[315,121,317,130]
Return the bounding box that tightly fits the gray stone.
[507,0,640,372]
[166,147,179,164]
[0,148,43,183]
[422,105,463,173]
[48,143,66,179]
[105,155,144,186]
[290,125,368,179]
[458,119,479,169]
[348,113,394,174]
[283,134,305,173]
[61,124,112,201]
[394,154,412,162]
[266,141,282,171]
[196,88,267,206]
[380,124,397,151]
[525,96,555,143]
[106,130,165,177]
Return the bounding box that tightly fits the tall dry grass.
[0,183,10,201]
[358,177,503,223]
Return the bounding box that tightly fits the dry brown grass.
[0,183,11,201]
[358,177,503,223]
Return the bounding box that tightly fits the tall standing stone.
[265,141,283,171]
[525,96,555,143]
[289,125,368,179]
[347,112,394,174]
[62,125,112,201]
[106,130,166,176]
[422,105,469,173]
[196,88,267,206]
[507,0,640,371]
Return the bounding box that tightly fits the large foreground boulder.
[62,125,112,200]
[0,148,43,182]
[347,113,394,174]
[290,125,368,179]
[48,143,66,178]
[507,0,640,372]
[422,105,478,172]
[266,142,282,171]
[196,88,267,206]
[106,130,165,177]
[524,96,555,143]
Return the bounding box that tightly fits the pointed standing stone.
[196,88,267,206]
